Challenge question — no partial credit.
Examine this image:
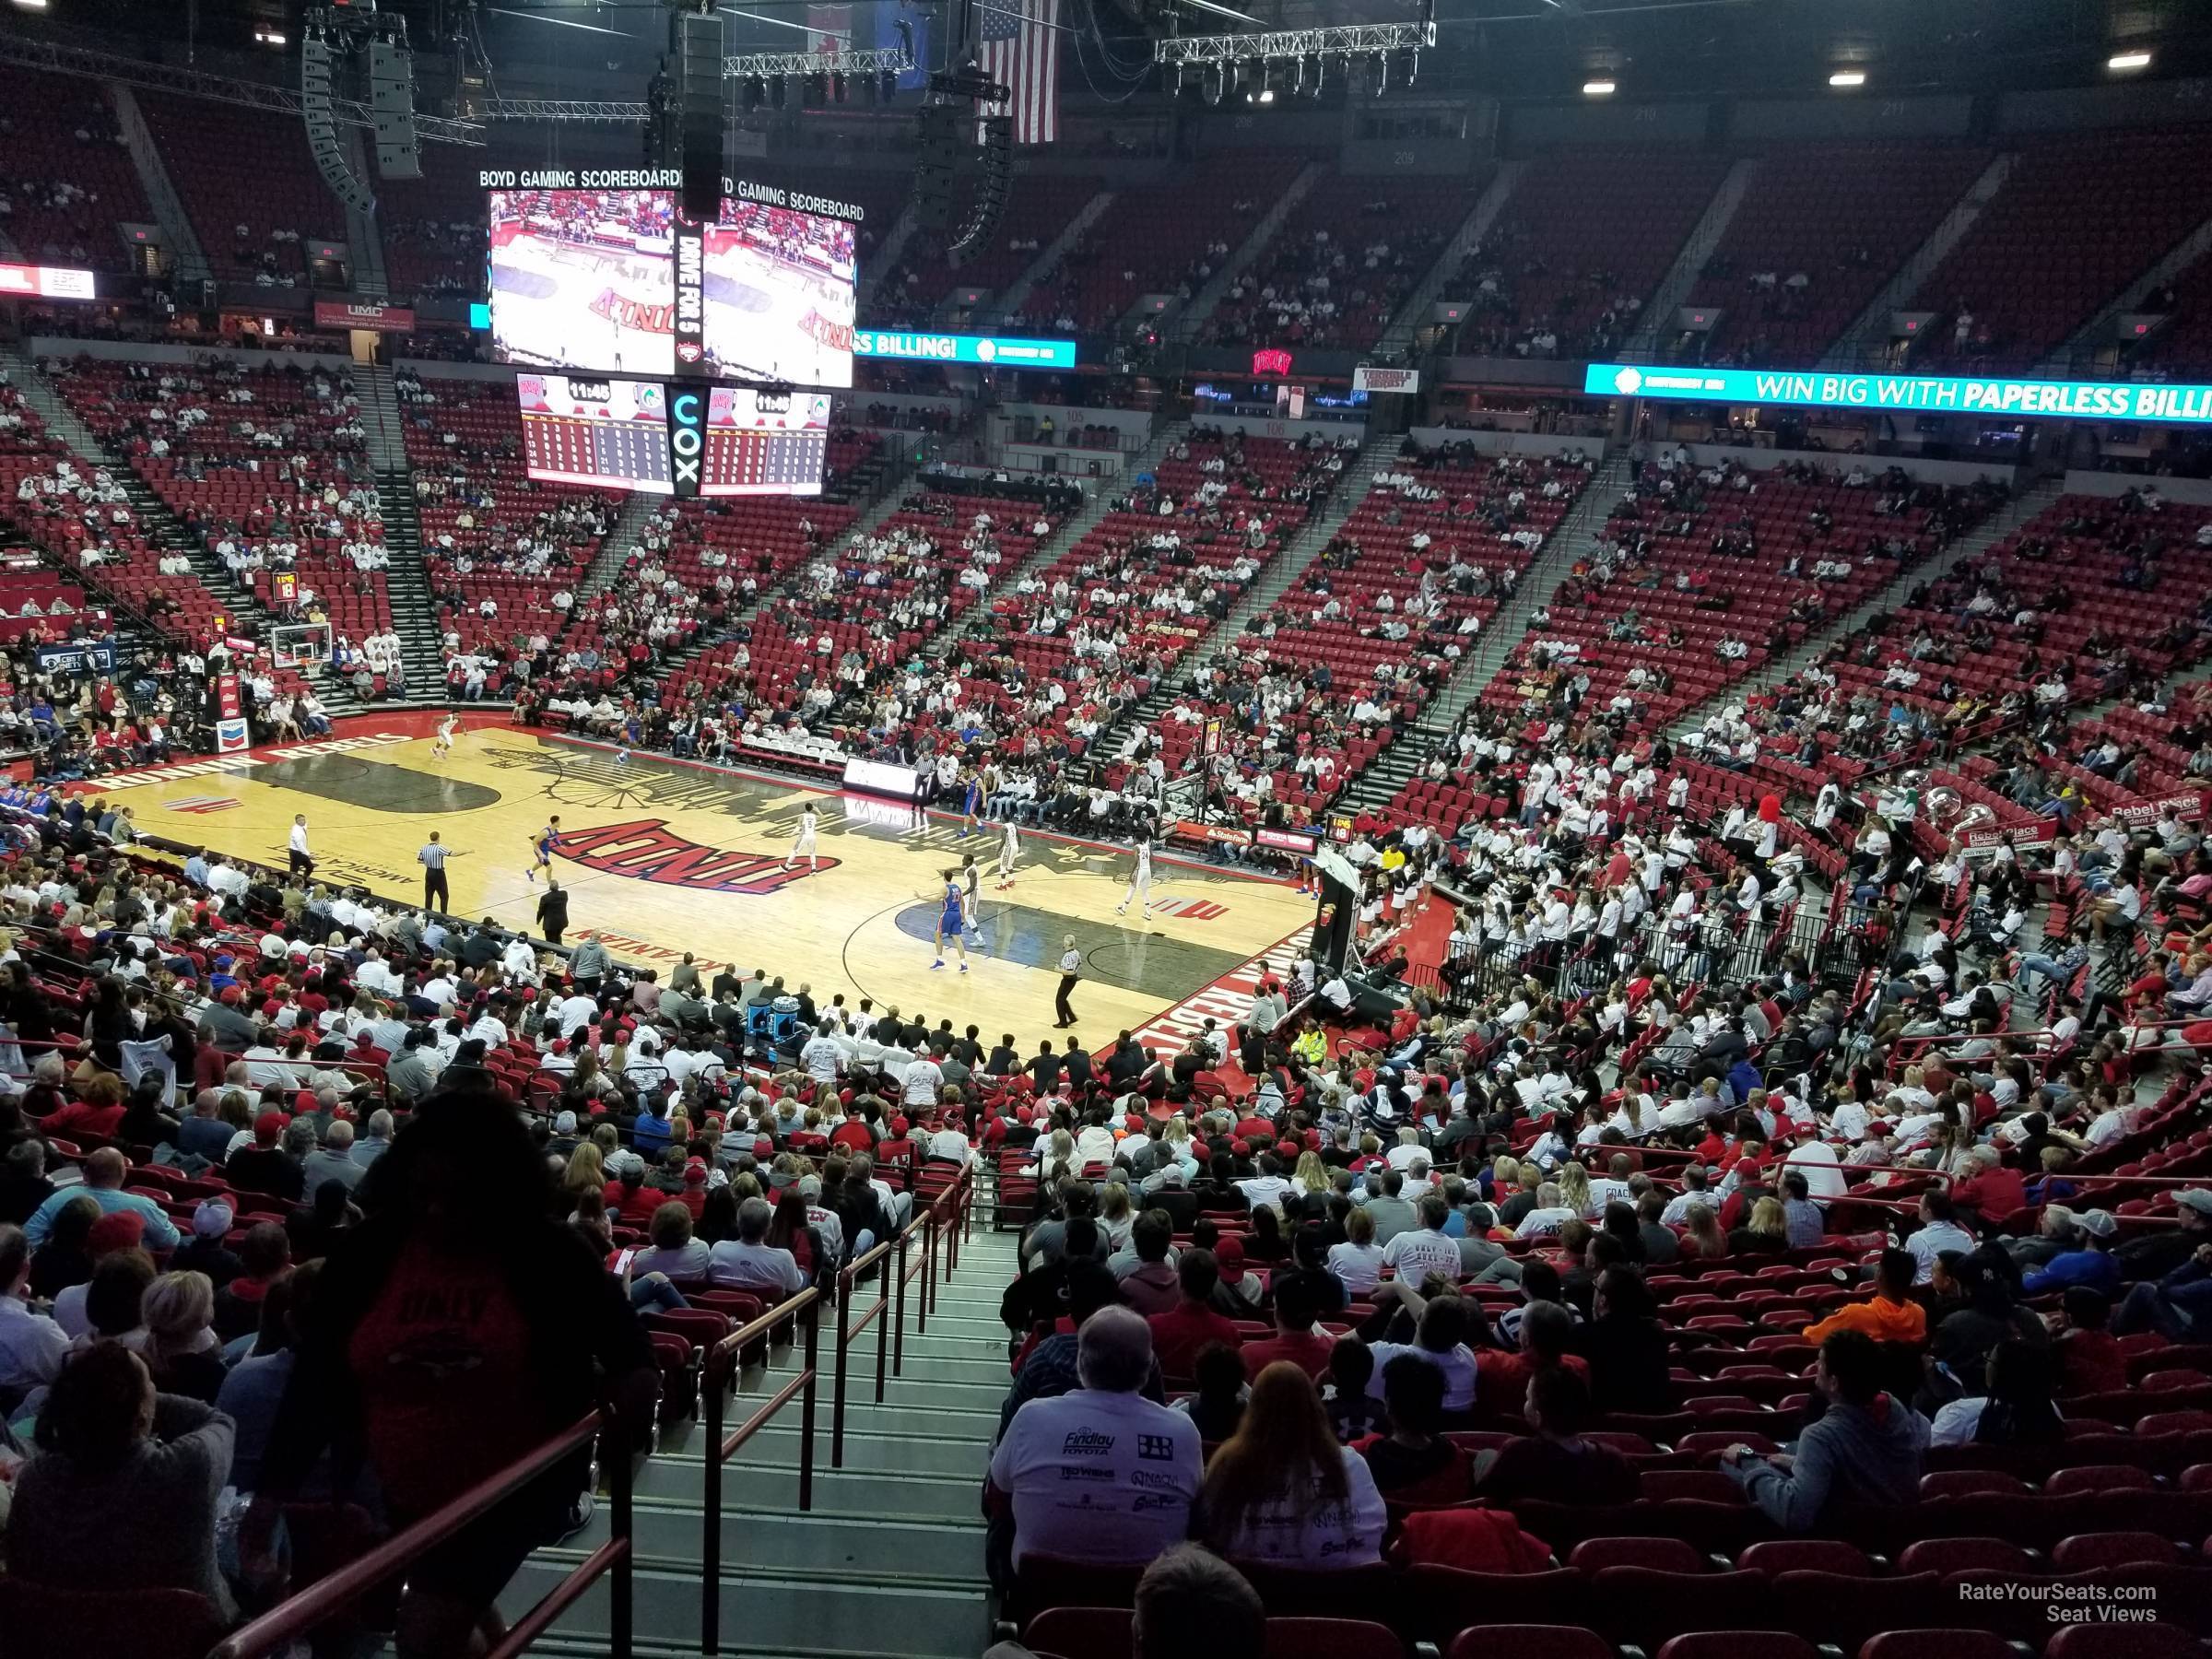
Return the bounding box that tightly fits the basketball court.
[89,721,1314,1044]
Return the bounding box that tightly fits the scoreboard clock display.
[701,386,830,498]
[516,374,673,493]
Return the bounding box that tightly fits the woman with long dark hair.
[766,1187,827,1288]
[1198,1360,1386,1568]
[241,1088,657,1659]
[1931,1338,2065,1447]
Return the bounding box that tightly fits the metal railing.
[700,1288,820,1657]
[209,1407,632,1659]
[701,1163,974,1654]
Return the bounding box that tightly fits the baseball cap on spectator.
[192,1200,235,1239]
[796,1174,821,1201]
[752,1135,775,1160]
[2078,1210,2118,1239]
[253,1111,286,1145]
[554,1110,578,1135]
[1214,1235,1245,1276]
[219,986,242,1005]
[2176,1190,2212,1218]
[88,1210,146,1255]
[685,1159,709,1186]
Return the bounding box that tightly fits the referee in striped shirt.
[419,831,453,913]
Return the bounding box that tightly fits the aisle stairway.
[510,1217,1018,1658]
[368,467,446,702]
[1336,454,1633,818]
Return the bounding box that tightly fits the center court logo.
[551,818,836,895]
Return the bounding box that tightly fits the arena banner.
[2109,792,2206,826]
[1584,362,2212,425]
[1353,365,1421,394]
[313,299,417,333]
[1962,822,2058,856]
[850,330,1076,370]
[473,168,867,223]
[1173,819,1252,849]
[215,672,249,754]
[35,641,115,675]
[0,263,96,301]
[672,221,705,369]
[1254,826,1321,855]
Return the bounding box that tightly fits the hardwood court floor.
[98,724,1313,1043]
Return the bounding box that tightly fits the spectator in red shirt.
[1239,1274,1335,1382]
[2052,1286,2126,1396]
[830,1102,876,1155]
[1475,1300,1591,1416]
[1147,1249,1241,1382]
[40,1073,128,1142]
[1950,1147,2028,1227]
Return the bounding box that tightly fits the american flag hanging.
[978,0,1059,145]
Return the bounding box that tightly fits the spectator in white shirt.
[0,1222,68,1397]
[1381,1196,1463,1286]
[987,1307,1203,1573]
[1196,1363,1386,1567]
[1904,1191,1977,1285]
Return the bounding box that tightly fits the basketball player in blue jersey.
[959,769,983,837]
[929,868,970,971]
[527,815,562,884]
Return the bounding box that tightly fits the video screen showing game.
[516,372,673,494]
[487,188,855,386]
[701,385,832,498]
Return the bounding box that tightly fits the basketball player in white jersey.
[431,712,459,761]
[995,817,1020,890]
[1115,831,1156,922]
[782,802,822,872]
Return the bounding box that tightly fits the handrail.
[208,1406,631,1659]
[831,1231,898,1468]
[700,1285,820,1658]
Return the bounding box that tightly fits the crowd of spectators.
[977,686,2212,1633]
[0,793,1026,1644]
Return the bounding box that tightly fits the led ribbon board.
[0,264,95,300]
[851,330,1077,369]
[1584,363,2212,424]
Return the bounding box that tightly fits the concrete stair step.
[724,1422,995,1477]
[502,1557,989,1658]
[572,1500,985,1578]
[635,1457,982,1518]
